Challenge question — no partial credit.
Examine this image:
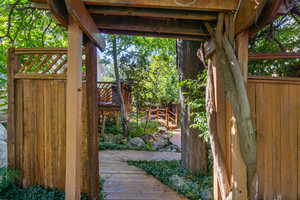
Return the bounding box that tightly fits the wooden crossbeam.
[65,0,105,50]
[249,52,300,60]
[83,0,237,11]
[101,29,208,41]
[94,15,209,37]
[47,0,68,26]
[88,6,218,21]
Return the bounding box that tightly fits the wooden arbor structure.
[8,0,293,200]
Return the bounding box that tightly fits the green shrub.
[127,160,212,200]
[103,120,160,138]
[103,120,122,135]
[0,168,105,200]
[128,121,160,138]
[99,142,155,152]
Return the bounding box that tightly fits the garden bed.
[127,160,212,200]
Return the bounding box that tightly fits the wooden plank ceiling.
[31,0,236,40]
[30,0,279,41]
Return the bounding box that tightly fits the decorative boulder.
[128,137,146,148]
[0,124,7,168]
[141,134,156,144]
[152,136,169,150]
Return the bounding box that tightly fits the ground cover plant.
[0,168,105,200]
[127,160,212,200]
[99,142,155,151]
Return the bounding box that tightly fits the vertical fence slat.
[280,84,290,199]
[271,83,281,199]
[263,83,273,199]
[57,80,66,190]
[254,82,265,199]
[15,80,23,173]
[36,80,45,186]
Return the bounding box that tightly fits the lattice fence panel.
[17,49,86,74]
[97,82,113,103]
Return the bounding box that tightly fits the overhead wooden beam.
[83,0,237,11]
[234,0,268,34]
[249,0,285,35]
[100,29,208,41]
[47,0,68,27]
[88,6,218,21]
[65,19,83,200]
[249,52,300,60]
[65,0,105,50]
[93,15,209,36]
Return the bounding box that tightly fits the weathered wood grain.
[83,0,237,11]
[85,42,100,199]
[65,20,83,200]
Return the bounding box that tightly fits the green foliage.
[249,13,300,77]
[99,142,155,152]
[128,121,160,138]
[104,119,160,138]
[103,120,123,135]
[179,72,209,142]
[0,168,105,200]
[100,35,178,107]
[127,160,212,200]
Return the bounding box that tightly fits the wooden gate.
[215,76,300,199]
[7,48,98,196]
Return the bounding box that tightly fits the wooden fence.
[215,76,300,199]
[7,48,97,196]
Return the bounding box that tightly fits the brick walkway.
[99,150,187,200]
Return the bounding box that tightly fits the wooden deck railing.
[97,81,132,113]
[148,107,178,129]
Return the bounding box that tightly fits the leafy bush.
[127,160,212,200]
[179,73,209,142]
[103,120,123,135]
[99,142,155,152]
[103,120,160,138]
[128,121,160,138]
[0,168,105,200]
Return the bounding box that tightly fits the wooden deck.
[100,150,187,200]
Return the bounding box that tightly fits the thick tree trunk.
[205,14,257,200]
[112,36,129,137]
[177,39,208,174]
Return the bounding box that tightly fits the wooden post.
[7,48,19,169]
[65,19,83,200]
[85,41,100,199]
[211,55,229,200]
[166,108,169,128]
